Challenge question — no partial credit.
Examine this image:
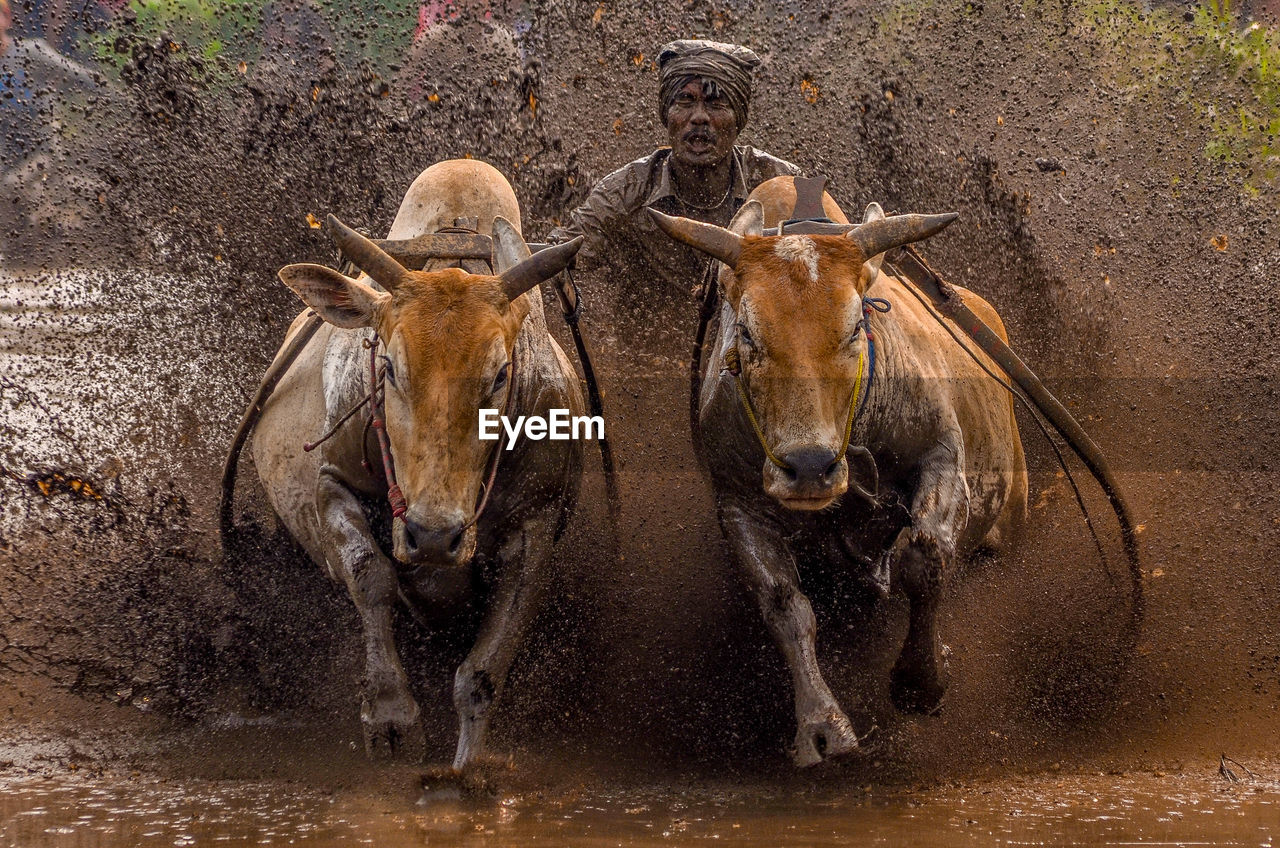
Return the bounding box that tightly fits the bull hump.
[773,236,819,282]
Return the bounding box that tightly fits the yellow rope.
[837,349,867,459]
[733,373,791,469]
[732,350,865,470]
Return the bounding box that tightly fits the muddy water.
[6,0,1280,845]
[1,767,1277,847]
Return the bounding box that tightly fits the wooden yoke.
[367,232,560,271]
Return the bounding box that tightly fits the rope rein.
[366,336,409,520]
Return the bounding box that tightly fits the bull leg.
[451,511,555,773]
[316,467,424,759]
[890,435,968,714]
[719,501,859,767]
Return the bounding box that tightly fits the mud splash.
[3,0,1280,802]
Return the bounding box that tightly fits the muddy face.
[279,217,579,569]
[666,79,738,170]
[376,270,525,567]
[279,260,524,568]
[728,235,870,510]
[649,197,958,512]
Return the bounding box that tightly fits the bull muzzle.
[394,512,477,566]
[764,445,849,511]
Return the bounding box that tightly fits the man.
[549,39,800,339]
[540,41,803,740]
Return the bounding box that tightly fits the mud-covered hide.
[674,176,1028,766]
[248,159,584,774]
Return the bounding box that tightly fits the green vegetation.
[86,0,421,80]
[106,0,262,63]
[1071,0,1278,182]
[883,0,1279,184]
[1194,1,1280,177]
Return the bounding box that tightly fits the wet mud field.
[3,0,1280,843]
[1,762,1278,846]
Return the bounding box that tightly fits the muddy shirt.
[549,145,800,303]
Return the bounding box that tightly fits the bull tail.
[886,246,1143,636]
[219,313,325,555]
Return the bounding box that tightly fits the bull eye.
[491,362,511,396]
[736,323,755,349]
[379,355,397,388]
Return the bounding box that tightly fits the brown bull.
[651,176,1027,766]
[248,160,584,771]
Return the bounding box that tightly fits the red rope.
[368,338,408,520]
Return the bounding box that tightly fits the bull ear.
[859,202,886,289]
[647,208,743,268]
[278,263,389,329]
[322,214,408,292]
[728,199,764,236]
[491,215,532,275]
[846,211,958,261]
[499,234,583,302]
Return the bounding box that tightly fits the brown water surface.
[1,766,1276,847]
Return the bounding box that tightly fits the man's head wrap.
[657,39,761,132]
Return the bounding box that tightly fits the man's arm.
[546,160,650,271]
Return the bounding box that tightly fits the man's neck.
[670,153,735,210]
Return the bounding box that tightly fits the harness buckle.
[723,345,742,376]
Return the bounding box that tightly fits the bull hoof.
[419,757,512,803]
[790,708,860,768]
[363,716,426,761]
[361,692,425,761]
[889,657,949,715]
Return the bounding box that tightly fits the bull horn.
[323,214,408,292]
[846,212,959,260]
[647,208,743,268]
[500,236,583,301]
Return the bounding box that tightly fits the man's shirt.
[549,145,800,300]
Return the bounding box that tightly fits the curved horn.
[847,212,959,260]
[323,214,407,292]
[500,236,583,301]
[646,208,743,268]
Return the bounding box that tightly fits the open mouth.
[683,132,715,151]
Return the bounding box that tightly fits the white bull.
[248,160,585,773]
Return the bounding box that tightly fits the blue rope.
[855,296,891,420]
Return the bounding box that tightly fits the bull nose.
[781,446,843,488]
[402,517,467,563]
